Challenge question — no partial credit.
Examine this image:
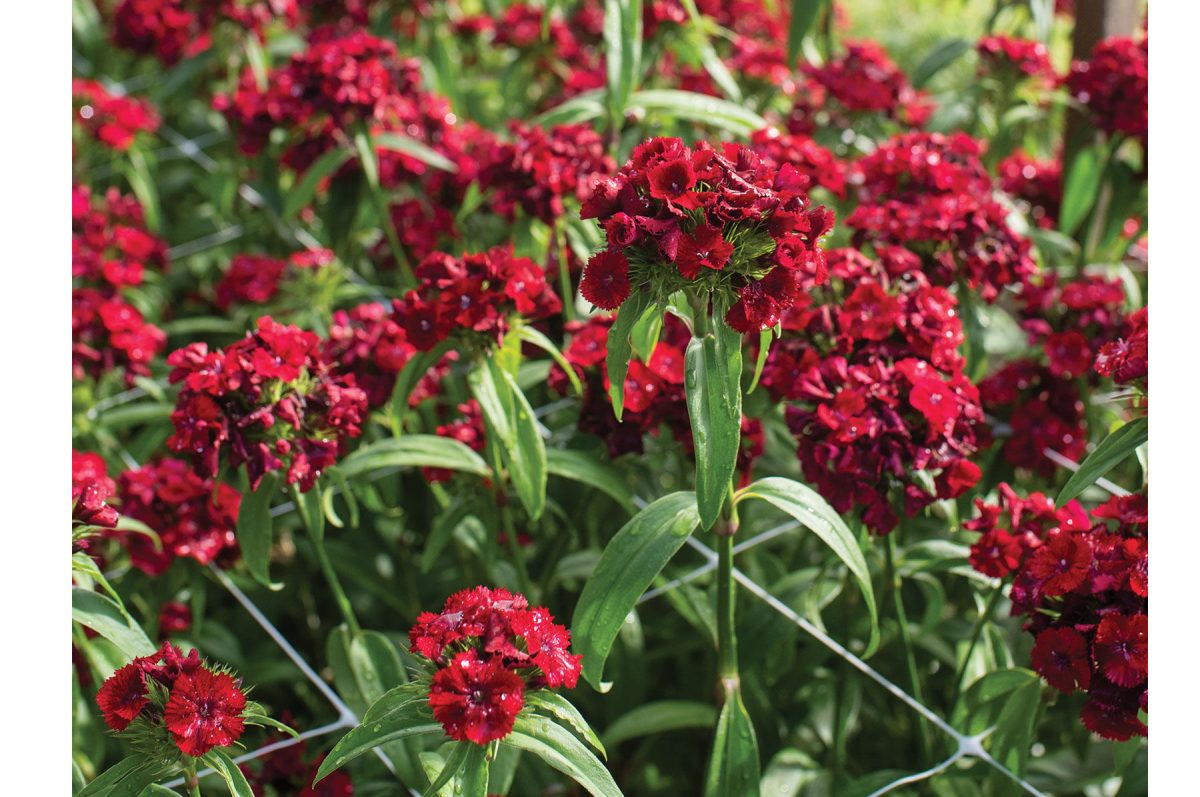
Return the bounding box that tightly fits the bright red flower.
[95,663,149,731]
[969,529,1021,578]
[428,651,525,745]
[163,668,248,757]
[907,376,960,431]
[1093,614,1148,688]
[1026,531,1091,595]
[1031,627,1091,693]
[580,250,632,310]
[675,225,734,279]
[1044,330,1093,378]
[159,601,193,635]
[838,282,901,341]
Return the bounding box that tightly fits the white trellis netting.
[82,116,1133,796]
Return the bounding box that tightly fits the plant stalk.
[885,533,931,760]
[953,584,1003,696]
[293,484,361,634]
[183,761,201,797]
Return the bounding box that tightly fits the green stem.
[715,480,740,686]
[183,761,201,797]
[293,484,361,634]
[953,584,1003,696]
[885,533,931,760]
[553,221,577,324]
[500,500,534,600]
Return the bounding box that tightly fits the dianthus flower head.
[1067,35,1148,145]
[800,40,932,126]
[976,35,1056,83]
[428,651,525,745]
[163,667,248,757]
[73,450,120,529]
[580,137,832,334]
[72,79,159,151]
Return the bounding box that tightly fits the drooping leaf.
[373,132,458,172]
[236,470,281,589]
[606,290,656,420]
[469,355,547,520]
[604,0,644,124]
[1059,146,1104,237]
[628,90,768,134]
[912,38,971,88]
[504,714,622,797]
[573,492,700,689]
[515,324,582,395]
[685,318,742,531]
[736,477,879,655]
[202,749,256,797]
[601,700,717,748]
[703,685,761,797]
[72,588,156,660]
[336,435,491,481]
[314,701,442,784]
[1056,416,1147,506]
[525,691,606,757]
[546,448,636,515]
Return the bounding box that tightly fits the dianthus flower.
[1066,36,1148,145]
[580,137,832,333]
[409,587,581,744]
[393,246,561,352]
[964,487,1147,740]
[72,185,169,384]
[480,122,614,224]
[1015,273,1129,378]
[846,132,1036,301]
[96,643,253,757]
[213,249,333,311]
[976,35,1056,83]
[167,316,367,491]
[118,458,241,575]
[159,601,193,636]
[748,128,848,198]
[979,359,1086,477]
[997,152,1062,229]
[72,79,159,151]
[799,41,933,127]
[110,0,202,64]
[73,450,120,530]
[756,248,982,533]
[1094,307,1147,390]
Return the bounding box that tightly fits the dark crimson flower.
[1093,614,1148,687]
[163,667,248,757]
[749,127,847,198]
[110,0,201,64]
[1080,690,1147,741]
[580,250,632,310]
[159,601,193,635]
[1044,330,1093,378]
[980,359,1087,477]
[214,254,288,310]
[428,651,525,745]
[1067,36,1148,145]
[969,529,1021,578]
[675,225,734,279]
[838,282,902,341]
[997,152,1062,229]
[95,662,149,731]
[1031,627,1091,693]
[1094,307,1148,389]
[73,450,120,529]
[799,40,933,126]
[976,35,1056,83]
[1026,530,1091,595]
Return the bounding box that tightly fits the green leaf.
[458,744,490,797]
[546,448,636,514]
[747,328,773,394]
[628,90,768,135]
[573,492,700,689]
[1059,146,1104,237]
[786,0,825,68]
[76,758,161,797]
[202,749,256,797]
[606,290,655,420]
[912,38,971,88]
[504,715,623,797]
[284,146,354,219]
[352,128,381,189]
[422,743,471,797]
[1056,416,1147,506]
[314,700,441,784]
[680,0,742,102]
[515,325,582,395]
[703,685,761,797]
[736,477,879,655]
[72,588,156,659]
[469,356,547,520]
[629,306,663,363]
[604,0,644,123]
[390,340,452,435]
[601,700,717,747]
[525,692,606,757]
[236,470,281,589]
[534,91,607,127]
[685,319,743,531]
[336,436,491,481]
[373,132,459,172]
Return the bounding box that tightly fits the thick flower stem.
[715,482,740,689]
[885,533,931,760]
[293,484,362,635]
[183,761,201,797]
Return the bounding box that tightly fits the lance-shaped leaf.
[704,684,761,797]
[504,714,623,797]
[606,290,655,421]
[336,436,490,481]
[314,698,442,784]
[72,588,156,660]
[1056,416,1147,506]
[202,749,256,797]
[604,0,643,123]
[469,355,547,520]
[237,470,281,588]
[685,318,743,531]
[546,448,636,515]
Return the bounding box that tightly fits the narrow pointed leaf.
[1056,416,1147,506]
[336,436,490,481]
[237,470,281,588]
[469,356,547,520]
[314,706,442,784]
[525,692,606,757]
[202,749,256,797]
[504,715,622,797]
[422,743,470,797]
[601,700,717,748]
[606,290,655,420]
[685,320,743,531]
[72,588,156,659]
[546,448,636,515]
[628,90,768,134]
[704,686,761,797]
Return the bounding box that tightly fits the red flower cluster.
[796,41,933,128]
[980,359,1087,477]
[96,642,249,756]
[1094,307,1148,390]
[109,0,203,64]
[214,249,333,311]
[847,132,1036,301]
[409,587,581,744]
[758,248,984,534]
[72,185,168,384]
[118,458,242,575]
[1015,273,1129,379]
[748,128,848,198]
[580,137,833,333]
[394,246,561,352]
[480,122,614,224]
[1067,36,1148,145]
[167,316,367,491]
[965,487,1147,740]
[997,152,1062,229]
[73,450,120,529]
[976,36,1056,83]
[72,79,159,151]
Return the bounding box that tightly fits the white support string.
[1043,448,1132,497]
